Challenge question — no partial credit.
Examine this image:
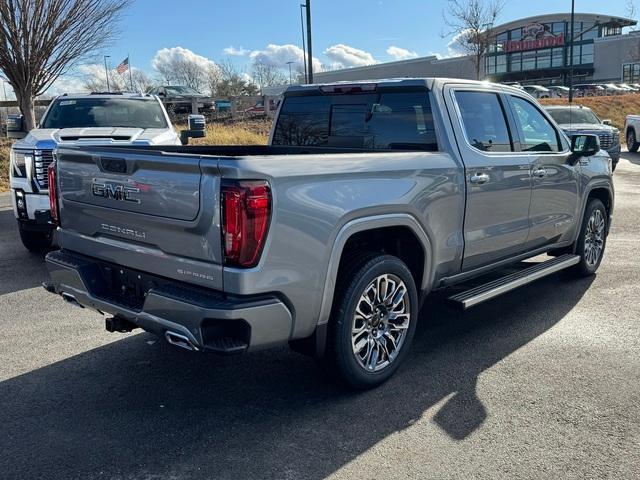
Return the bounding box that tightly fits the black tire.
[627,129,639,153]
[572,199,607,277]
[18,224,53,252]
[326,253,419,389]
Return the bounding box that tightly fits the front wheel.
[572,199,607,277]
[327,254,419,389]
[18,223,53,252]
[627,129,639,153]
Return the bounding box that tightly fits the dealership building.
[313,13,639,86]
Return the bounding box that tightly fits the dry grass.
[180,118,271,146]
[539,94,640,132]
[0,120,271,192]
[1,138,11,192]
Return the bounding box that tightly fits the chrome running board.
[447,254,580,309]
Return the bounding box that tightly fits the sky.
[1,0,634,96]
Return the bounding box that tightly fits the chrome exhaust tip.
[165,331,198,351]
[61,292,84,309]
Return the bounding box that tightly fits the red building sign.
[502,22,565,53]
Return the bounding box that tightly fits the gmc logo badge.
[92,182,141,204]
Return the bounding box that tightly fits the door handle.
[533,168,547,178]
[469,173,490,184]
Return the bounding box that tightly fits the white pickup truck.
[8,92,204,250]
[624,114,640,153]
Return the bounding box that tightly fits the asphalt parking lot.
[1,153,639,480]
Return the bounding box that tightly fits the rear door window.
[454,91,513,152]
[272,91,437,150]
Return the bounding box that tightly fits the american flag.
[116,57,129,74]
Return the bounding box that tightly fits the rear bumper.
[45,250,293,353]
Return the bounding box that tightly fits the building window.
[522,51,535,70]
[580,22,598,40]
[581,43,594,64]
[552,22,565,35]
[551,47,564,67]
[509,52,522,72]
[536,49,551,69]
[496,54,507,73]
[486,56,496,75]
[623,63,640,83]
[602,25,622,37]
[510,28,521,40]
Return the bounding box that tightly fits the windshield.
[42,98,168,129]
[547,108,600,125]
[165,86,200,95]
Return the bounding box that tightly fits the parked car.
[8,92,204,251]
[244,98,280,114]
[44,79,613,388]
[617,83,639,93]
[624,114,640,152]
[148,85,214,112]
[547,86,570,98]
[601,83,627,95]
[573,84,605,97]
[522,85,550,99]
[545,105,620,170]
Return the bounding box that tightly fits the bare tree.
[205,64,222,97]
[251,59,286,91]
[216,59,259,97]
[626,0,637,31]
[0,0,130,130]
[131,70,154,93]
[442,0,504,80]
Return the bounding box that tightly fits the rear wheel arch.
[318,215,433,328]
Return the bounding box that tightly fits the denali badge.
[100,223,146,239]
[92,181,141,204]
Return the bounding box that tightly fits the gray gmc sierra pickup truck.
[44,78,614,388]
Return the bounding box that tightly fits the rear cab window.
[272,90,438,151]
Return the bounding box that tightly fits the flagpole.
[128,54,133,92]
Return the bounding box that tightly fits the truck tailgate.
[55,146,224,290]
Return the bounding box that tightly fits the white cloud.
[249,43,322,73]
[223,46,250,56]
[386,46,419,60]
[446,30,472,57]
[152,46,217,75]
[324,44,378,68]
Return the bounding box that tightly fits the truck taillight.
[48,161,59,225]
[221,180,271,268]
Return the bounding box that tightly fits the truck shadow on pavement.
[0,273,593,480]
[0,209,52,296]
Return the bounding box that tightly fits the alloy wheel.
[351,274,411,372]
[584,209,605,268]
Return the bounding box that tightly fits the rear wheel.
[326,254,418,389]
[572,199,607,277]
[627,129,639,153]
[18,224,53,252]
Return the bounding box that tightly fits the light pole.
[305,1,313,83]
[300,4,308,83]
[286,61,294,84]
[568,0,575,103]
[104,55,111,92]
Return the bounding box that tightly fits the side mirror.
[157,91,166,97]
[5,114,27,139]
[180,114,206,145]
[570,134,599,160]
[602,119,612,126]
